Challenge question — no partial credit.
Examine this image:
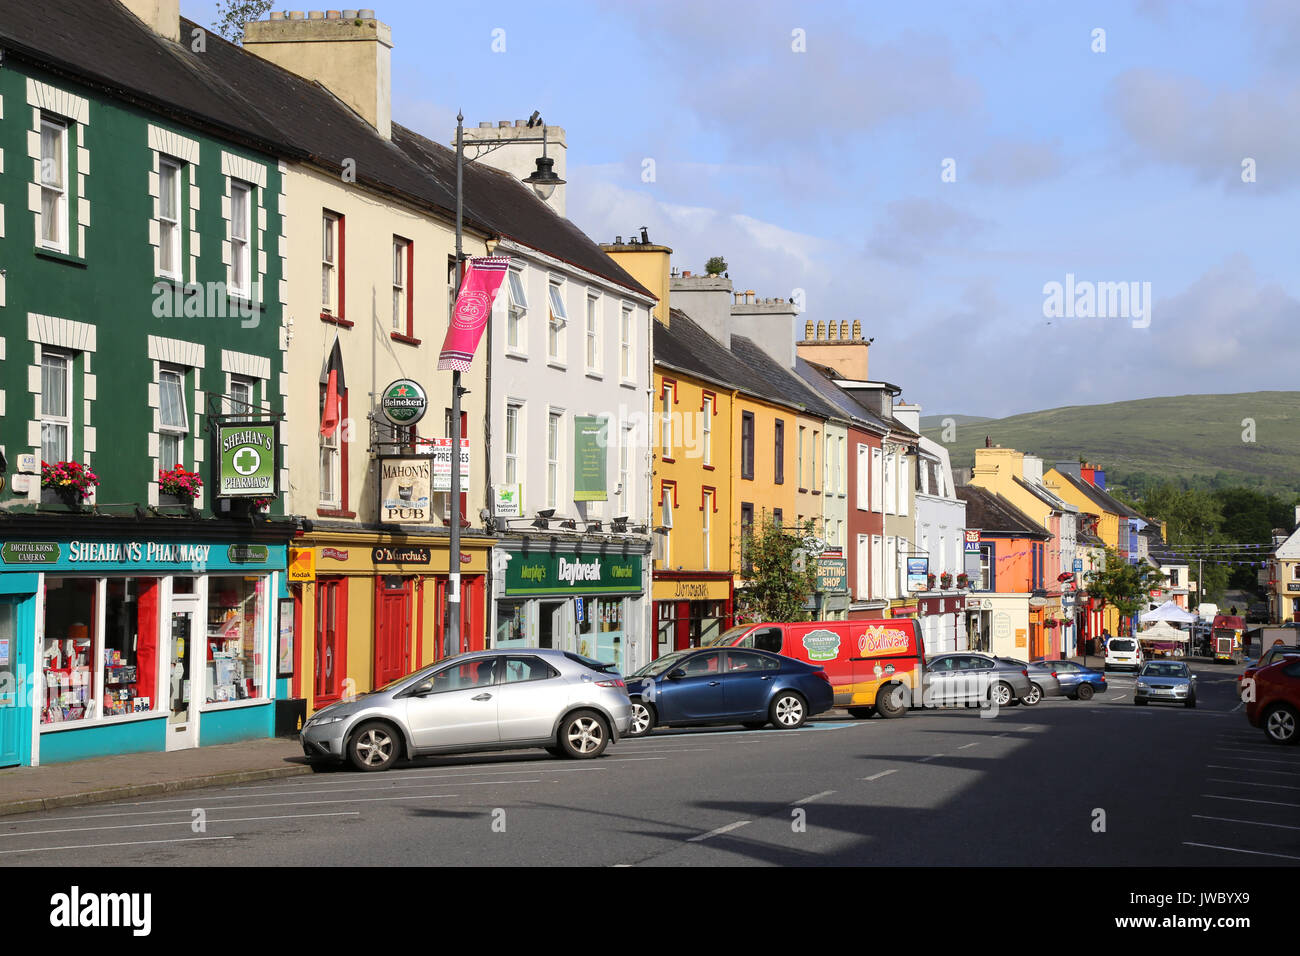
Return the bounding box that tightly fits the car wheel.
[1264,704,1300,745]
[1022,683,1043,706]
[1134,698,1147,706]
[875,683,908,719]
[627,699,656,738]
[990,682,1014,707]
[559,710,610,758]
[346,721,400,772]
[742,721,767,729]
[847,707,875,719]
[771,692,808,729]
[1185,696,1196,709]
[1076,683,1095,701]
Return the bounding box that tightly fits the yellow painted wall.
[731,392,799,575]
[606,246,671,324]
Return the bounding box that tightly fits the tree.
[212,0,274,43]
[1084,547,1167,628]
[704,256,728,276]
[735,516,817,624]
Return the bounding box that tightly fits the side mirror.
[668,669,686,680]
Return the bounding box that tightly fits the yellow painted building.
[1044,465,1123,635]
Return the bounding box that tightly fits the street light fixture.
[521,114,565,202]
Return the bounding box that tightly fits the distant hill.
[919,391,1300,497]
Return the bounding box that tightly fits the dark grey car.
[922,653,1036,707]
[1022,660,1067,703]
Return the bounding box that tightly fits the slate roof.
[955,486,1050,538]
[1,0,650,298]
[1054,471,1138,518]
[795,359,891,435]
[1012,475,1076,513]
[728,336,844,420]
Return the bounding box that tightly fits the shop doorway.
[166,595,200,751]
[315,577,348,708]
[0,600,25,768]
[374,576,412,688]
[538,601,565,650]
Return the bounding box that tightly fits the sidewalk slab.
[0,737,311,817]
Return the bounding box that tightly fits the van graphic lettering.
[801,629,841,662]
[859,626,911,655]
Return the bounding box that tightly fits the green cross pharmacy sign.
[218,423,278,498]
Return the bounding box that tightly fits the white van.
[1105,636,1143,672]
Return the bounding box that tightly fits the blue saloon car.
[1034,658,1108,700]
[624,648,834,736]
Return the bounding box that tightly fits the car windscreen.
[630,651,692,677]
[706,625,754,647]
[1109,639,1136,651]
[1142,663,1188,677]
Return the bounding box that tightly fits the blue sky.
[182,0,1300,417]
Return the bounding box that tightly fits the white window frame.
[39,115,69,252]
[158,157,183,279]
[506,268,527,353]
[547,411,563,510]
[702,490,713,571]
[798,426,805,487]
[871,535,884,599]
[856,534,869,600]
[872,447,884,513]
[812,431,820,492]
[41,349,73,463]
[319,386,340,509]
[702,394,714,466]
[585,293,601,374]
[619,424,632,502]
[856,444,869,510]
[660,383,674,459]
[392,237,409,332]
[230,180,253,298]
[157,366,189,471]
[228,375,256,422]
[504,402,523,485]
[899,457,910,517]
[547,279,568,362]
[322,212,339,314]
[620,305,634,382]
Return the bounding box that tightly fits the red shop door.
[314,577,348,707]
[436,574,483,660]
[374,576,412,688]
[675,600,692,650]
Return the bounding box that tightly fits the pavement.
[0,736,311,817]
[0,651,1240,819]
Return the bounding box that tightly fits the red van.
[706,619,925,718]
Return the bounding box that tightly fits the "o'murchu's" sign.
[505,552,642,596]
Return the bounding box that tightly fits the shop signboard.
[379,456,434,525]
[573,416,607,502]
[431,438,471,492]
[964,529,981,554]
[906,557,929,593]
[1073,557,1084,573]
[288,548,315,583]
[217,423,278,498]
[0,537,284,572]
[379,379,428,427]
[816,558,848,593]
[494,483,523,518]
[372,546,432,565]
[505,551,643,596]
[1,542,61,565]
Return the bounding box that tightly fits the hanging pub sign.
[906,557,929,592]
[378,455,434,524]
[217,422,278,498]
[573,416,607,502]
[379,379,428,428]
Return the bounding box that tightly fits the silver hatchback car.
[921,653,1036,707]
[301,648,633,771]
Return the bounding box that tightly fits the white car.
[1104,637,1143,672]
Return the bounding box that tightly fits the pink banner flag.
[437,256,511,372]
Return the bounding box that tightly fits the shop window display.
[102,578,160,716]
[578,598,625,668]
[495,601,527,648]
[41,578,98,724]
[206,577,266,702]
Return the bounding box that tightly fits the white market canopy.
[1137,621,1190,642]
[1141,600,1197,624]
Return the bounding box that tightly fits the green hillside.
[920,391,1300,497]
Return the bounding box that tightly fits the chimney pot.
[309,10,325,19]
[326,10,341,19]
[289,10,305,19]
[683,271,692,278]
[270,10,285,19]
[479,121,493,128]
[499,120,511,128]
[515,119,527,127]
[342,8,358,16]
[615,236,623,245]
[852,319,861,339]
[358,7,375,15]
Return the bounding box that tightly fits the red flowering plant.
[41,460,100,501]
[158,465,203,499]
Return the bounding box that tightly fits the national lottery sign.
[218,423,277,497]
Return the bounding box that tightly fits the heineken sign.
[505,552,643,596]
[380,379,428,427]
[218,423,277,498]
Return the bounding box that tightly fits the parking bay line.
[1206,764,1300,777]
[1204,794,1300,809]
[1184,842,1300,862]
[0,811,360,839]
[863,769,898,781]
[792,790,835,805]
[687,820,750,843]
[1211,752,1300,765]
[957,742,979,750]
[0,836,234,856]
[1208,779,1300,791]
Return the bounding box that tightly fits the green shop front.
[491,542,648,674]
[0,518,292,766]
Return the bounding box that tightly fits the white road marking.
[0,811,359,839]
[957,742,979,750]
[1184,842,1300,861]
[1230,702,1245,713]
[0,836,234,855]
[1212,752,1300,765]
[1208,779,1300,791]
[1204,794,1300,809]
[793,790,835,805]
[687,820,750,842]
[1193,814,1300,832]
[612,748,713,755]
[918,754,944,762]
[1018,725,1034,731]
[1206,764,1300,777]
[863,769,898,781]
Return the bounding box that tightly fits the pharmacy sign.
[218,423,278,497]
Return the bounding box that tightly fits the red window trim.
[390,331,421,346]
[392,234,415,340]
[658,480,678,508]
[322,210,346,323]
[317,385,350,518]
[700,389,717,413]
[700,486,718,511]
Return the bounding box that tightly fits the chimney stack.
[795,317,871,379]
[120,0,180,42]
[244,11,394,140]
[461,120,568,215]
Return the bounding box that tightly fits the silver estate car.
[1134,660,1197,708]
[922,653,1036,707]
[301,648,633,771]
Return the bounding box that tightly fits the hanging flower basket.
[927,573,937,590]
[158,465,203,505]
[939,572,954,589]
[956,572,970,588]
[41,460,99,505]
